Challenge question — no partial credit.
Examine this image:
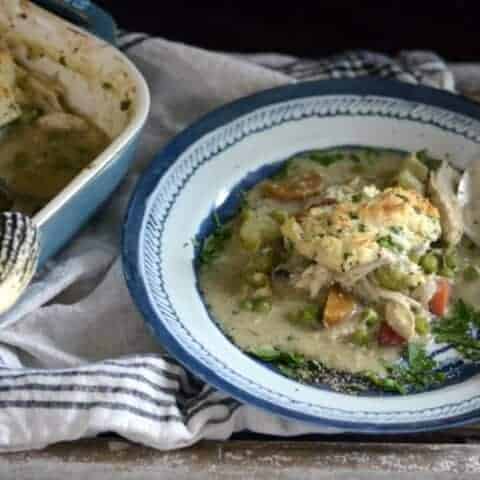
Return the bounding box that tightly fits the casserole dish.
[0,0,150,270]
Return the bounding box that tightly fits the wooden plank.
[1,439,480,479]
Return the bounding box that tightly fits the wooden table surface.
[2,430,480,479]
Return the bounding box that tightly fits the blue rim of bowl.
[123,77,480,434]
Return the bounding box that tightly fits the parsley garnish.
[249,343,446,395]
[365,344,445,394]
[377,235,403,252]
[248,347,370,393]
[199,213,232,266]
[433,300,480,361]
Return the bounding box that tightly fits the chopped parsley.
[365,344,445,394]
[199,213,232,267]
[249,344,445,395]
[433,300,480,361]
[248,346,371,393]
[377,235,403,252]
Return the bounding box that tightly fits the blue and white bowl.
[123,78,480,433]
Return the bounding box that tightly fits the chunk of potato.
[239,209,281,252]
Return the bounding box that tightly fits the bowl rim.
[123,77,480,433]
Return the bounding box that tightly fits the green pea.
[362,308,380,328]
[246,272,269,288]
[375,266,406,291]
[300,305,320,324]
[408,251,422,264]
[248,249,275,274]
[420,253,439,274]
[350,329,371,347]
[463,265,480,282]
[239,299,254,311]
[270,209,288,225]
[440,266,455,278]
[415,316,430,335]
[288,305,320,327]
[253,298,272,314]
[444,250,458,270]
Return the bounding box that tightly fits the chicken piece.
[19,74,64,113]
[412,276,438,308]
[0,48,21,128]
[36,112,88,131]
[428,161,463,246]
[353,278,423,311]
[293,252,395,297]
[293,263,331,298]
[334,252,396,289]
[384,301,416,340]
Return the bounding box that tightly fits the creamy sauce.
[200,149,410,374]
[0,117,108,214]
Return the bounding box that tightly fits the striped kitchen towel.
[0,35,456,451]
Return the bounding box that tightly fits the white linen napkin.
[0,36,459,451]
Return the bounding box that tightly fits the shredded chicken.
[293,264,331,298]
[37,112,88,131]
[293,252,397,297]
[412,276,438,308]
[385,301,416,340]
[18,73,65,113]
[428,161,464,246]
[334,252,397,289]
[352,278,423,311]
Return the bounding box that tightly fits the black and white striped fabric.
[0,34,455,451]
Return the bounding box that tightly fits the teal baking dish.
[0,0,150,267]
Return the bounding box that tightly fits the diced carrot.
[323,286,355,328]
[378,322,406,346]
[429,279,451,316]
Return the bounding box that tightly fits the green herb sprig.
[199,213,232,267]
[433,300,480,361]
[365,343,445,394]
